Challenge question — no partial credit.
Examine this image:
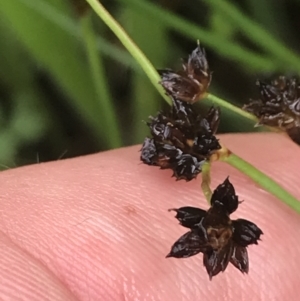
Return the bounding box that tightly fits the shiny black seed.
[172,154,204,181]
[159,70,201,103]
[204,106,221,135]
[210,178,239,214]
[169,207,206,229]
[159,45,211,103]
[166,230,207,258]
[140,138,157,165]
[230,245,249,274]
[186,45,210,80]
[232,219,263,247]
[203,243,233,280]
[192,132,221,156]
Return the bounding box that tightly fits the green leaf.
[80,13,122,147]
[115,0,277,72]
[85,0,170,104]
[202,0,300,71]
[121,8,168,143]
[0,0,120,148]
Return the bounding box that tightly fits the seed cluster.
[244,76,300,144]
[167,178,263,280]
[140,44,263,280]
[158,45,211,103]
[140,97,221,181]
[140,45,219,181]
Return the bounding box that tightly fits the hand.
[0,133,299,301]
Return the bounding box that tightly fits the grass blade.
[202,0,300,71]
[80,13,122,147]
[223,153,300,213]
[116,0,277,72]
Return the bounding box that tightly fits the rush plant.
[85,0,300,279]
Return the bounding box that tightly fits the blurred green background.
[0,0,299,168]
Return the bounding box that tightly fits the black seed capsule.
[140,97,221,181]
[167,178,263,279]
[243,76,300,145]
[159,45,211,103]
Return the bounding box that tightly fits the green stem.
[223,153,300,214]
[81,13,122,148]
[201,162,212,204]
[85,0,170,105]
[205,93,258,123]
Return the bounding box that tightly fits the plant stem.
[85,0,170,105]
[201,162,212,203]
[81,12,122,148]
[205,93,278,132]
[223,153,300,214]
[205,93,258,123]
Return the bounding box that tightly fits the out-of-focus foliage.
[0,0,299,168]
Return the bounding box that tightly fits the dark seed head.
[169,206,207,229]
[230,245,249,274]
[244,76,300,145]
[159,70,202,103]
[140,138,157,165]
[232,219,263,247]
[167,178,263,279]
[210,178,239,214]
[159,44,211,103]
[171,154,204,181]
[140,97,221,181]
[166,230,207,259]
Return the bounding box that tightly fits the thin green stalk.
[85,0,170,105]
[223,153,300,214]
[202,0,300,71]
[205,93,258,123]
[116,0,276,72]
[201,162,212,203]
[81,12,122,148]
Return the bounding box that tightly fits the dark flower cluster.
[140,44,263,279]
[243,76,300,145]
[158,44,211,103]
[140,96,221,181]
[167,178,263,280]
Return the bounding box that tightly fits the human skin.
[0,133,299,301]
